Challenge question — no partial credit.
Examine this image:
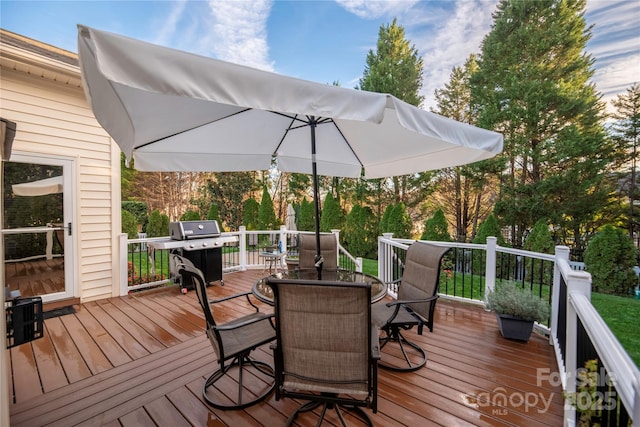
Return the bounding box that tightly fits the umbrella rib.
[135,108,253,150]
[323,119,365,173]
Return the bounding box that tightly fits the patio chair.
[267,277,379,426]
[372,242,450,372]
[298,233,338,270]
[175,255,276,409]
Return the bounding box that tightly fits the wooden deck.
[7,269,564,426]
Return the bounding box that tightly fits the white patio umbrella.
[285,204,297,232]
[77,25,503,273]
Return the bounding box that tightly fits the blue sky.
[1,0,638,113]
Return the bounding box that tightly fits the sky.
[1,0,638,114]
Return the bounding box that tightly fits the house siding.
[1,52,121,302]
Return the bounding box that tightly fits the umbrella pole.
[310,117,322,277]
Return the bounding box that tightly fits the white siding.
[1,65,120,302]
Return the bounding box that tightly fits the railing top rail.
[570,291,640,415]
[497,245,555,262]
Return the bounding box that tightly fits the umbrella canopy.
[12,176,63,196]
[77,25,503,271]
[285,204,297,232]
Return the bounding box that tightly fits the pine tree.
[242,198,260,230]
[319,192,345,232]
[421,209,452,242]
[206,203,224,232]
[379,204,394,235]
[611,84,640,237]
[389,202,413,239]
[344,204,378,259]
[471,0,611,249]
[257,186,277,231]
[358,18,432,208]
[432,55,502,241]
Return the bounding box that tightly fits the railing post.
[485,236,497,295]
[379,233,394,283]
[553,246,570,345]
[563,265,592,427]
[119,233,129,296]
[239,226,247,271]
[356,256,363,273]
[331,229,340,267]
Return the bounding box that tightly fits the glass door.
[2,154,74,302]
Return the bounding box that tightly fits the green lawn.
[591,292,640,367]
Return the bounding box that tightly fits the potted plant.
[485,282,550,342]
[285,254,299,270]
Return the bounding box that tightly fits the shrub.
[180,210,201,221]
[121,210,139,239]
[206,203,224,232]
[523,219,554,284]
[584,225,637,295]
[146,209,169,237]
[298,197,316,232]
[388,202,412,238]
[344,204,378,259]
[485,281,550,322]
[122,201,148,231]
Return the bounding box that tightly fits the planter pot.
[495,313,534,342]
[285,259,299,270]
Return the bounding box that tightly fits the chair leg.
[285,400,374,427]
[203,353,275,410]
[378,326,427,372]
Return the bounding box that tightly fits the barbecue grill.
[148,220,238,291]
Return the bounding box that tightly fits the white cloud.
[153,0,187,46]
[336,0,420,19]
[204,0,274,71]
[586,0,640,113]
[411,0,498,110]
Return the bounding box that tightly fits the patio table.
[258,251,285,273]
[252,268,387,305]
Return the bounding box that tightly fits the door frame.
[2,152,76,302]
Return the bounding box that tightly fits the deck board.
[9,269,565,426]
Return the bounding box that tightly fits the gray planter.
[495,313,534,342]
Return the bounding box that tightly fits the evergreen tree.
[584,225,637,295]
[523,218,555,283]
[471,0,611,249]
[208,172,257,230]
[319,192,345,232]
[472,213,507,276]
[146,209,170,238]
[298,197,316,232]
[180,210,200,221]
[421,209,452,242]
[257,186,278,231]
[206,203,224,232]
[432,55,503,241]
[389,202,413,239]
[358,18,433,208]
[611,84,640,237]
[121,210,139,239]
[242,198,260,230]
[379,204,394,235]
[344,204,378,259]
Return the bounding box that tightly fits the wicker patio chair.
[176,256,276,409]
[372,242,450,372]
[267,277,379,426]
[298,233,338,270]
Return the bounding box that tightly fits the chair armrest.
[216,312,275,331]
[209,291,263,312]
[371,325,381,360]
[384,294,438,307]
[208,291,252,304]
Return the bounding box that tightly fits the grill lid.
[169,220,221,240]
